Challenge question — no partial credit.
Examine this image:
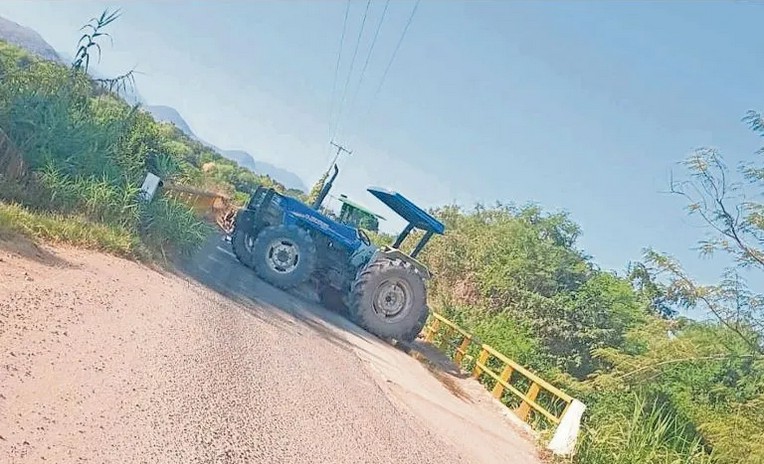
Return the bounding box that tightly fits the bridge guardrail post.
[438,326,452,351]
[453,336,471,365]
[491,365,513,399]
[471,347,489,378]
[424,318,440,343]
[547,399,587,456]
[515,381,541,422]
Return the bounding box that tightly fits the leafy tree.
[627,261,677,318]
[647,111,764,354]
[307,170,329,206]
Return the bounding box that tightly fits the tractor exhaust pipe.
[311,164,339,210]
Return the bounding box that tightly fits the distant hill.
[143,107,307,192]
[0,15,142,104]
[217,149,255,171]
[0,14,306,193]
[220,150,307,192]
[144,105,197,138]
[0,16,62,62]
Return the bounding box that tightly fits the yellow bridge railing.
[422,312,575,428]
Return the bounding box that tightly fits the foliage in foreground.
[574,395,713,464]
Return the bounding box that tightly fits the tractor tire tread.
[349,258,429,342]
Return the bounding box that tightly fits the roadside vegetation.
[0,201,143,257]
[0,9,296,259]
[408,117,764,463]
[1,7,762,464]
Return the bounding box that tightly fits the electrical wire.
[344,0,391,135]
[330,0,372,144]
[325,0,352,162]
[372,0,421,105]
[350,0,422,143]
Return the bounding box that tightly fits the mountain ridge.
[141,106,307,191]
[0,16,62,62]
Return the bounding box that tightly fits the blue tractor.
[230,165,445,342]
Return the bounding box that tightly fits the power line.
[351,0,422,143]
[330,0,372,144]
[325,0,352,162]
[373,0,421,102]
[329,141,353,167]
[345,0,391,130]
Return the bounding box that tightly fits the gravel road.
[0,235,542,464]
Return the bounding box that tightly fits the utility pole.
[310,141,352,209]
[328,140,352,168]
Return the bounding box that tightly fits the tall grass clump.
[139,196,213,258]
[574,395,714,464]
[36,163,142,227]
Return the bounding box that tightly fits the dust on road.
[0,236,542,463]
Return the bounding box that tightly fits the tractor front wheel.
[350,258,428,342]
[252,225,316,289]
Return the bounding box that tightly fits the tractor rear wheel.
[231,210,256,268]
[252,225,316,289]
[403,305,430,342]
[349,258,428,342]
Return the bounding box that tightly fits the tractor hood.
[366,187,445,235]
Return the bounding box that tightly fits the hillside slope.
[143,106,307,192]
[144,105,197,138]
[142,105,307,191]
[0,16,61,62]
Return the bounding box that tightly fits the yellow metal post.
[438,326,452,351]
[453,336,471,365]
[491,364,514,399]
[515,382,541,422]
[424,318,440,343]
[472,348,489,378]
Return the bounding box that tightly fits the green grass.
[0,201,148,259]
[572,395,714,464]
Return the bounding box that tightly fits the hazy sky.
[2,0,763,289]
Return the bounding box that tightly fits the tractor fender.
[350,242,377,269]
[377,247,432,280]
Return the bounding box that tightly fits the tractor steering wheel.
[358,228,371,246]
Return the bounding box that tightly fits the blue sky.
[2,0,763,289]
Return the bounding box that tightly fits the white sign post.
[139,172,162,202]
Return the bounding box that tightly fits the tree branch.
[618,353,758,380]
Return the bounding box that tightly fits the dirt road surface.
[0,235,542,463]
